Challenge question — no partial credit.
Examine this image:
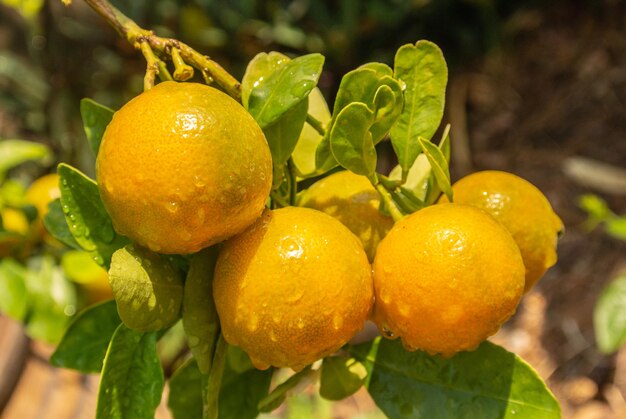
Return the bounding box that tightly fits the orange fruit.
[298,171,393,261]
[373,203,525,357]
[0,207,30,257]
[441,170,563,291]
[26,173,61,245]
[96,81,272,254]
[213,206,373,371]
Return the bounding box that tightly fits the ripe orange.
[298,171,393,261]
[441,170,563,291]
[373,203,525,357]
[213,206,373,371]
[96,81,272,254]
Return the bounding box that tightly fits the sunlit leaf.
[81,98,114,157]
[0,258,28,320]
[417,136,452,202]
[0,139,50,177]
[329,102,377,177]
[109,244,183,332]
[390,41,448,177]
[43,199,80,249]
[319,356,367,401]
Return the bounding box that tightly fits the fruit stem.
[374,182,406,223]
[139,39,160,90]
[204,334,228,419]
[170,47,195,81]
[306,114,326,136]
[287,158,298,206]
[82,0,242,100]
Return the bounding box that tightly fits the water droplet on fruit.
[297,319,305,329]
[247,313,259,332]
[166,201,179,213]
[269,329,278,342]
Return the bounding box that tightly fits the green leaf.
[80,98,114,157]
[57,163,129,268]
[24,256,76,344]
[182,248,220,374]
[168,352,273,419]
[227,345,254,374]
[605,216,626,241]
[594,273,626,353]
[248,53,325,128]
[578,194,611,221]
[51,300,121,373]
[220,351,273,419]
[96,325,164,419]
[418,136,452,202]
[241,51,290,109]
[0,139,50,177]
[389,154,431,201]
[0,258,28,320]
[43,199,80,249]
[168,358,203,419]
[263,99,308,174]
[358,62,394,77]
[258,366,313,413]
[390,41,448,176]
[329,102,377,177]
[319,356,367,401]
[351,338,561,419]
[109,244,183,332]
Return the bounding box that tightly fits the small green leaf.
[370,83,404,143]
[0,139,50,177]
[358,62,394,77]
[605,216,626,241]
[43,199,81,249]
[439,124,451,162]
[390,40,448,176]
[351,338,561,419]
[389,154,431,201]
[241,51,290,109]
[168,359,203,419]
[258,366,313,413]
[248,53,324,128]
[96,325,164,419]
[0,258,28,320]
[109,244,183,332]
[182,248,220,374]
[417,136,452,202]
[51,300,121,373]
[319,356,367,401]
[80,98,114,157]
[57,163,129,268]
[578,194,611,221]
[263,99,308,174]
[329,102,377,177]
[594,273,626,353]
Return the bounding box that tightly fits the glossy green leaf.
[358,62,394,77]
[418,136,453,202]
[594,273,626,353]
[439,124,451,162]
[80,98,114,157]
[241,51,290,109]
[168,358,203,419]
[351,338,561,419]
[258,366,313,413]
[248,53,324,128]
[51,300,121,373]
[220,352,273,419]
[389,154,431,201]
[57,163,128,268]
[0,139,50,176]
[43,199,80,249]
[96,325,164,419]
[329,102,377,177]
[0,258,28,320]
[319,356,367,401]
[263,99,308,175]
[390,41,448,176]
[24,256,76,344]
[182,248,220,374]
[109,244,183,332]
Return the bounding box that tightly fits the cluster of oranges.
[96,81,563,370]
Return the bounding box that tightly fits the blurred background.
[1,0,625,418]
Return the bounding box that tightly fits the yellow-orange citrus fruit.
[291,87,331,177]
[1,208,29,235]
[213,206,373,371]
[298,171,393,261]
[96,81,272,254]
[0,208,30,257]
[373,203,525,357]
[441,170,563,291]
[26,173,61,245]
